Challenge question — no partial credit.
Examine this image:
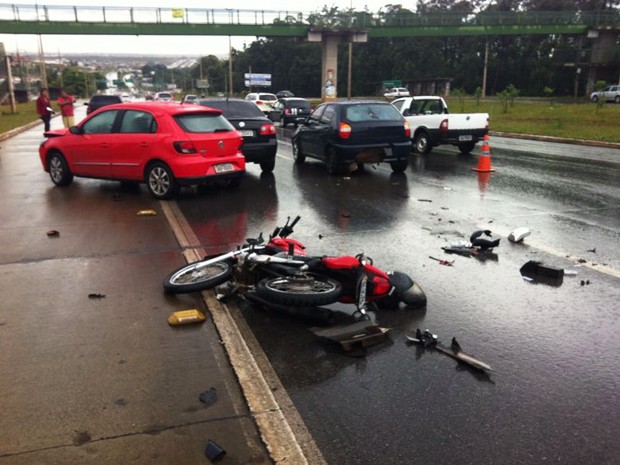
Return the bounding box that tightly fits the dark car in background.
[292,101,411,175]
[269,97,312,127]
[85,94,123,114]
[276,90,295,98]
[199,98,277,172]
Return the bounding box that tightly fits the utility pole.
[347,41,352,100]
[57,48,63,87]
[482,39,489,99]
[37,34,47,88]
[5,54,17,113]
[347,1,353,99]
[228,36,233,96]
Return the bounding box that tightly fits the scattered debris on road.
[587,248,596,253]
[199,387,218,406]
[429,256,454,266]
[313,321,391,353]
[167,309,207,326]
[204,440,226,461]
[136,209,157,216]
[520,261,564,286]
[88,293,106,299]
[46,230,59,237]
[470,230,500,250]
[406,328,494,372]
[508,227,531,243]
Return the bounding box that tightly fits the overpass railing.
[0,3,618,29]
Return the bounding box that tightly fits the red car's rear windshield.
[173,113,235,133]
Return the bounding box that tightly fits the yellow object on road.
[167,309,207,326]
[136,209,157,216]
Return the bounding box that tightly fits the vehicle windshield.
[199,100,264,118]
[174,114,235,133]
[345,104,403,122]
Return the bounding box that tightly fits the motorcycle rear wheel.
[257,273,342,306]
[163,261,231,294]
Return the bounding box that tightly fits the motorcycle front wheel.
[163,261,231,294]
[256,273,342,307]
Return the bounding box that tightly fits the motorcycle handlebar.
[279,215,301,238]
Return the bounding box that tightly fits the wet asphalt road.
[177,134,620,465]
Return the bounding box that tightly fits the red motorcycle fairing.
[321,256,392,303]
[268,237,307,256]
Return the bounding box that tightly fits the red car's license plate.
[215,163,234,173]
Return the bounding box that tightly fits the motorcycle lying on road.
[163,216,427,318]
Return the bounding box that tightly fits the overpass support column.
[586,29,620,94]
[308,30,367,101]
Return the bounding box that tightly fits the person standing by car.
[57,89,75,128]
[36,88,54,133]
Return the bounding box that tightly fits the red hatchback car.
[39,102,245,199]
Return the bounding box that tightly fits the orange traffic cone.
[473,135,496,173]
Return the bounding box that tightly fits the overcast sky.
[0,1,412,57]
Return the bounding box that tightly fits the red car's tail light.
[338,122,352,139]
[259,123,276,135]
[404,121,411,138]
[440,118,449,131]
[173,141,198,154]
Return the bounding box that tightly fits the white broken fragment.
[508,227,531,243]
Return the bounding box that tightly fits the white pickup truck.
[391,96,489,154]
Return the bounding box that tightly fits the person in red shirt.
[57,89,75,128]
[36,88,54,133]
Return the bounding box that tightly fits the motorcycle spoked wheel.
[163,261,232,294]
[256,273,342,307]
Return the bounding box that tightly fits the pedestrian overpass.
[0,4,618,97]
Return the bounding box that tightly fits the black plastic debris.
[470,230,500,250]
[417,199,433,202]
[88,293,106,299]
[313,321,391,352]
[204,440,226,461]
[587,248,596,253]
[442,245,476,257]
[520,261,564,286]
[46,230,59,237]
[199,388,217,406]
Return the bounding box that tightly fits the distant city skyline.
[0,0,405,57]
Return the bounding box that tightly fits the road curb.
[490,131,620,150]
[160,200,323,465]
[0,119,43,142]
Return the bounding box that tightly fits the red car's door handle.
[139,142,150,148]
[100,143,111,149]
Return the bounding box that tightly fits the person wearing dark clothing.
[36,88,54,133]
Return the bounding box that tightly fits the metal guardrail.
[0,3,618,28]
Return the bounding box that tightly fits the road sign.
[382,80,402,88]
[244,73,271,87]
[196,79,209,89]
